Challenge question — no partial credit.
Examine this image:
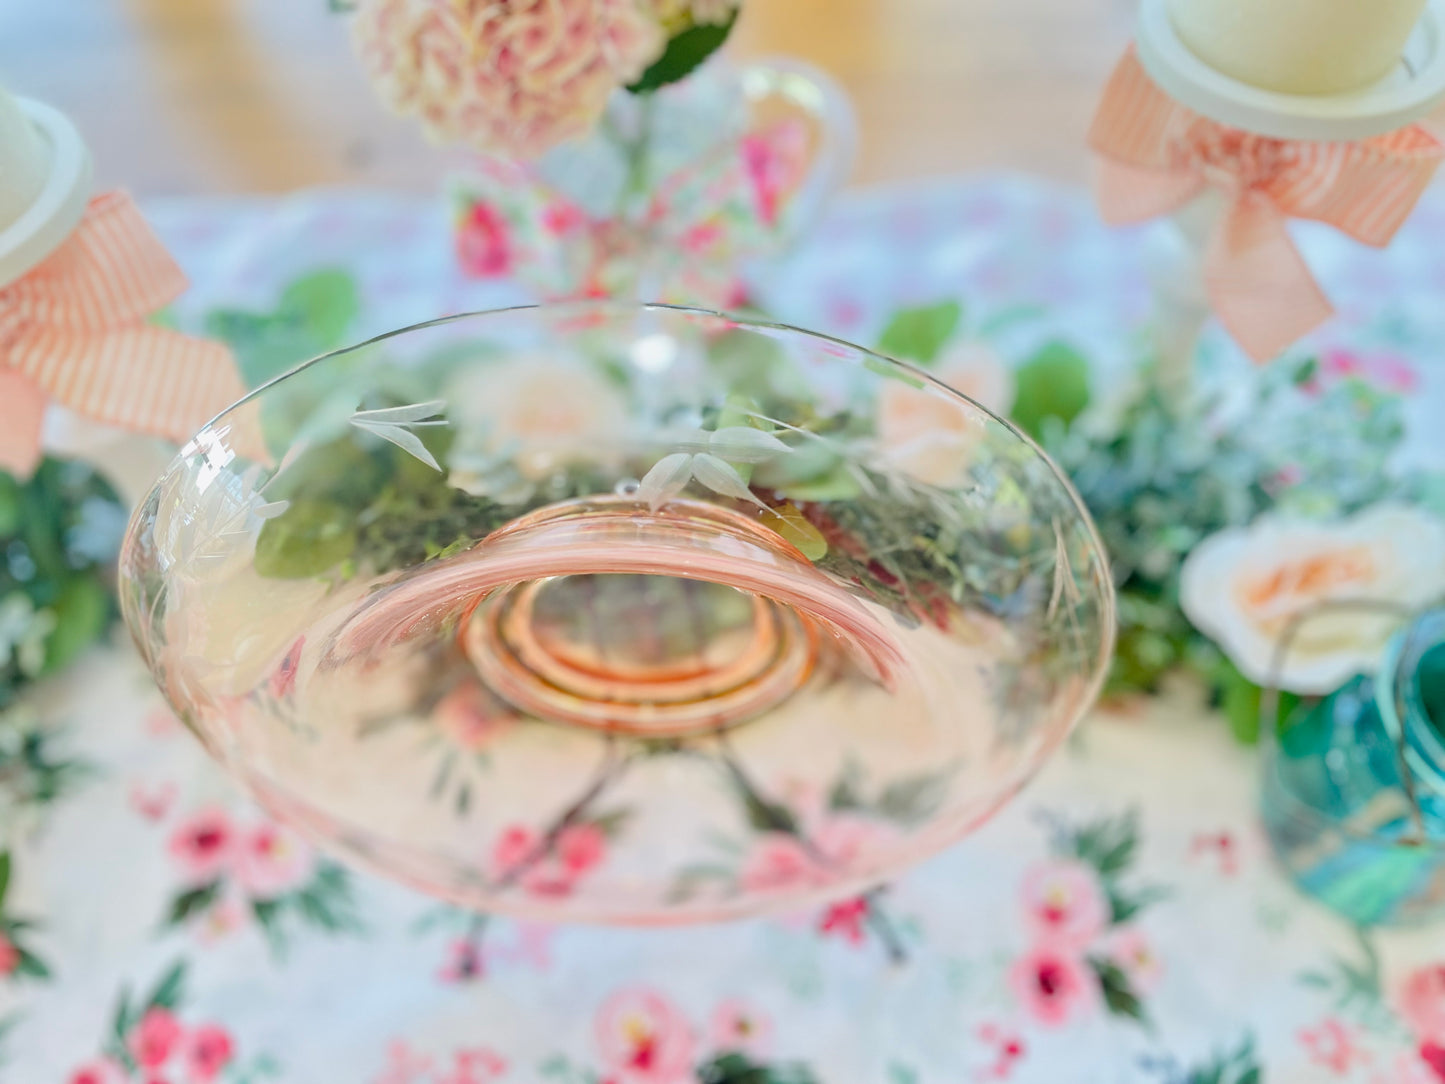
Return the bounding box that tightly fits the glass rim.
[174,298,1116,680]
[200,302,1106,544]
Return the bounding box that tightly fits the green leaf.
[774,469,862,502]
[877,301,964,366]
[206,269,359,389]
[292,869,363,936]
[758,504,828,561]
[40,576,112,675]
[253,499,358,579]
[281,269,360,351]
[1108,884,1168,925]
[1218,659,1264,745]
[1209,654,1303,746]
[0,852,10,909]
[1236,1069,1260,1084]
[251,898,288,957]
[165,880,222,926]
[1010,340,1091,438]
[14,947,50,979]
[875,770,951,826]
[627,12,738,93]
[698,1051,821,1084]
[1290,356,1318,387]
[0,474,21,535]
[1089,957,1147,1025]
[828,763,865,812]
[111,991,136,1054]
[148,961,187,1012]
[589,808,634,838]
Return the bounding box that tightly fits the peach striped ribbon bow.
[1089,50,1445,362]
[0,191,247,476]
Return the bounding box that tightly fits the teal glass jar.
[1262,607,1445,926]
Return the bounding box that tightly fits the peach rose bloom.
[1180,504,1445,693]
[876,342,1012,488]
[448,356,629,484]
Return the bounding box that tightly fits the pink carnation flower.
[1018,858,1109,949]
[67,1059,128,1084]
[183,1024,237,1083]
[232,821,316,899]
[1007,944,1097,1028]
[456,201,514,278]
[710,998,772,1058]
[129,1006,184,1070]
[168,807,236,884]
[595,987,696,1084]
[492,822,608,897]
[351,0,666,159]
[434,682,515,751]
[1101,926,1162,995]
[738,834,827,894]
[1401,963,1445,1045]
[0,933,19,976]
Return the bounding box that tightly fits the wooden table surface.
[0,0,1134,196]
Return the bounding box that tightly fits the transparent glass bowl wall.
[121,303,1115,924]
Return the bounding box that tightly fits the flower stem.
[621,92,657,217]
[863,887,909,966]
[491,738,628,890]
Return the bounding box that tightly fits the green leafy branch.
[0,458,123,711]
[250,863,365,959]
[698,1051,821,1084]
[1047,808,1169,926]
[1297,928,1410,1040]
[0,852,50,982]
[107,961,188,1070]
[827,759,953,828]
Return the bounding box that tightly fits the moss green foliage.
[1047,357,1410,708]
[1010,340,1091,439]
[256,428,507,580]
[205,268,360,390]
[0,458,124,709]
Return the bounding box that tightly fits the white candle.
[1169,0,1429,95]
[0,85,51,232]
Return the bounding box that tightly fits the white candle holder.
[0,94,92,288]
[1133,0,1445,392]
[1142,0,1445,139]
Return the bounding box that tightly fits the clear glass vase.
[1262,605,1445,926]
[450,58,856,308]
[119,303,1114,924]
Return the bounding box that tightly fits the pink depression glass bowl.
[119,302,1115,925]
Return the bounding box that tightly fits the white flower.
[1179,503,1445,693]
[875,343,1010,488]
[446,356,629,486]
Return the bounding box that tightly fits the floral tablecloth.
[6,176,1445,1084]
